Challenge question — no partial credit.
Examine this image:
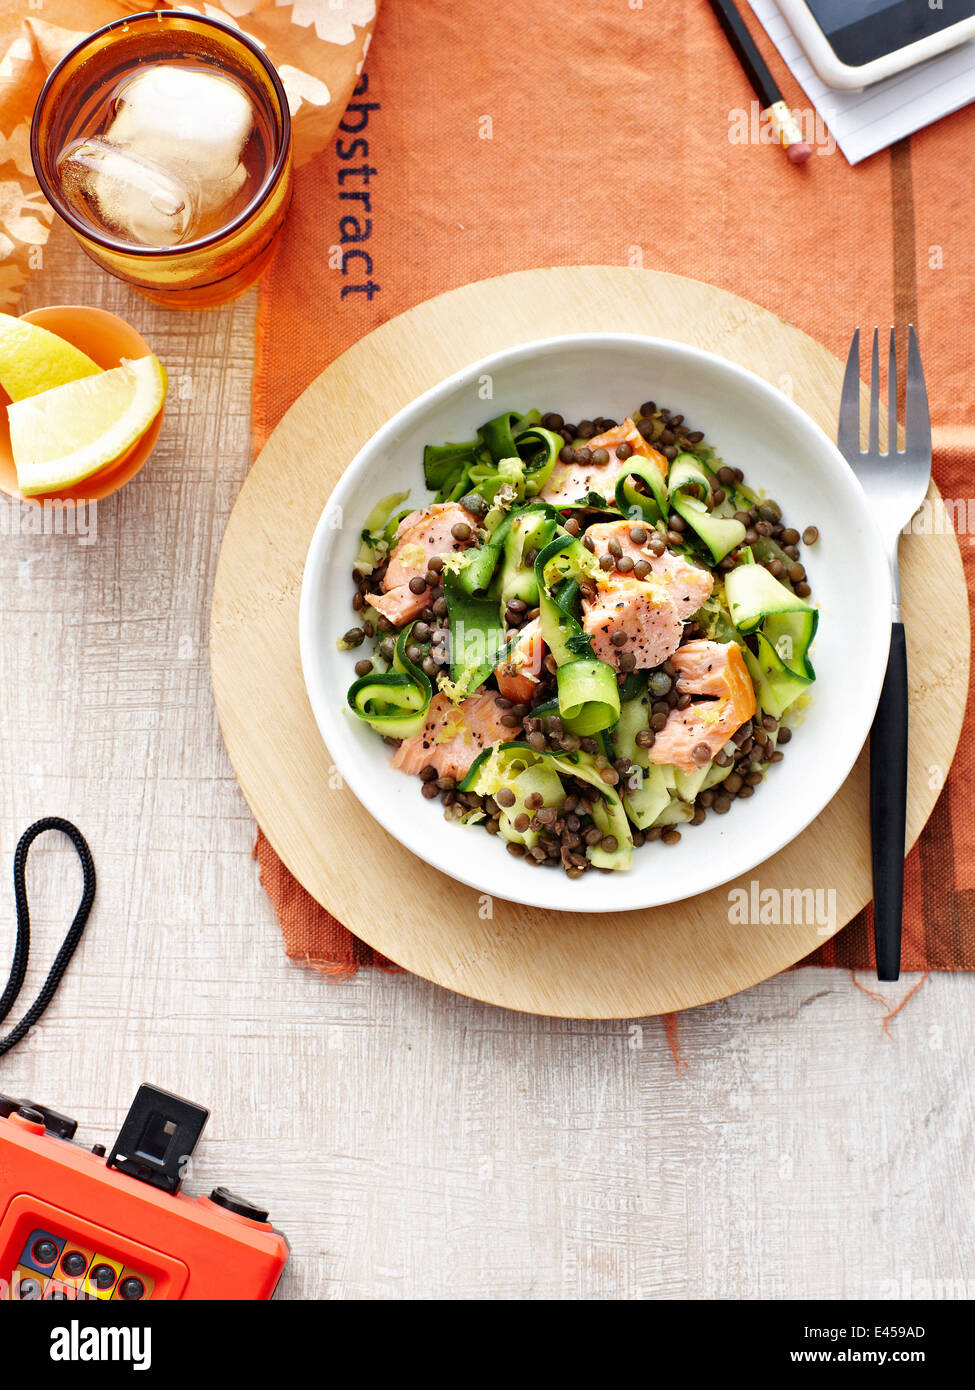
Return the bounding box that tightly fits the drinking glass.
[31,10,293,308]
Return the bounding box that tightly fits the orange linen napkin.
[253,0,974,981]
[0,0,378,307]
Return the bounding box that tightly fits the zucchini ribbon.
[615,449,745,562]
[423,409,564,505]
[534,533,620,736]
[347,622,432,737]
[725,555,818,718]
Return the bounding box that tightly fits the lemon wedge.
[9,355,167,495]
[0,312,102,402]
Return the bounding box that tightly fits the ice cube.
[57,137,197,247]
[109,66,254,183]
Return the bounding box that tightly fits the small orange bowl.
[0,305,165,503]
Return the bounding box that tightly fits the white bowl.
[299,334,890,913]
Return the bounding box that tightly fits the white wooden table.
[3,226,973,1301]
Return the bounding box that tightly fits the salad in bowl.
[339,398,820,879]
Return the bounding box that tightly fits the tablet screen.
[806,0,974,67]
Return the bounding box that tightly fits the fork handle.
[870,622,908,982]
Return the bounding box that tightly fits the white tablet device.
[775,0,975,89]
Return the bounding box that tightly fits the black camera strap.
[0,818,96,1057]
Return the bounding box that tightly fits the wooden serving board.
[210,267,969,1018]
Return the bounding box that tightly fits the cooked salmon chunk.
[648,639,757,773]
[391,692,520,781]
[539,418,667,507]
[366,502,478,627]
[580,520,713,671]
[583,572,683,670]
[494,617,545,705]
[583,519,713,619]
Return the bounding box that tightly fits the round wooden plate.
[211,267,969,1018]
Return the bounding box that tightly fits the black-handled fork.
[837,326,931,981]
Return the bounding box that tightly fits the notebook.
[749,0,975,163]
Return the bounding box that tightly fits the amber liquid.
[33,14,292,306]
[55,59,275,250]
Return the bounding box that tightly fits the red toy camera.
[0,1084,288,1300]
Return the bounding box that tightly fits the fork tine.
[905,323,931,460]
[887,327,897,455]
[868,327,880,456]
[837,328,861,458]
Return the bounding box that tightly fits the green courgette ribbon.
[423,409,564,504]
[726,552,819,718]
[347,622,432,737]
[615,450,746,562]
[442,501,559,694]
[533,533,620,736]
[614,459,668,522]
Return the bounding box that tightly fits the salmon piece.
[583,571,683,670]
[580,518,712,671]
[366,502,479,628]
[648,640,757,773]
[539,418,667,507]
[384,501,478,588]
[672,638,755,707]
[584,519,713,619]
[494,617,545,705]
[655,550,714,620]
[391,691,520,781]
[364,586,430,626]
